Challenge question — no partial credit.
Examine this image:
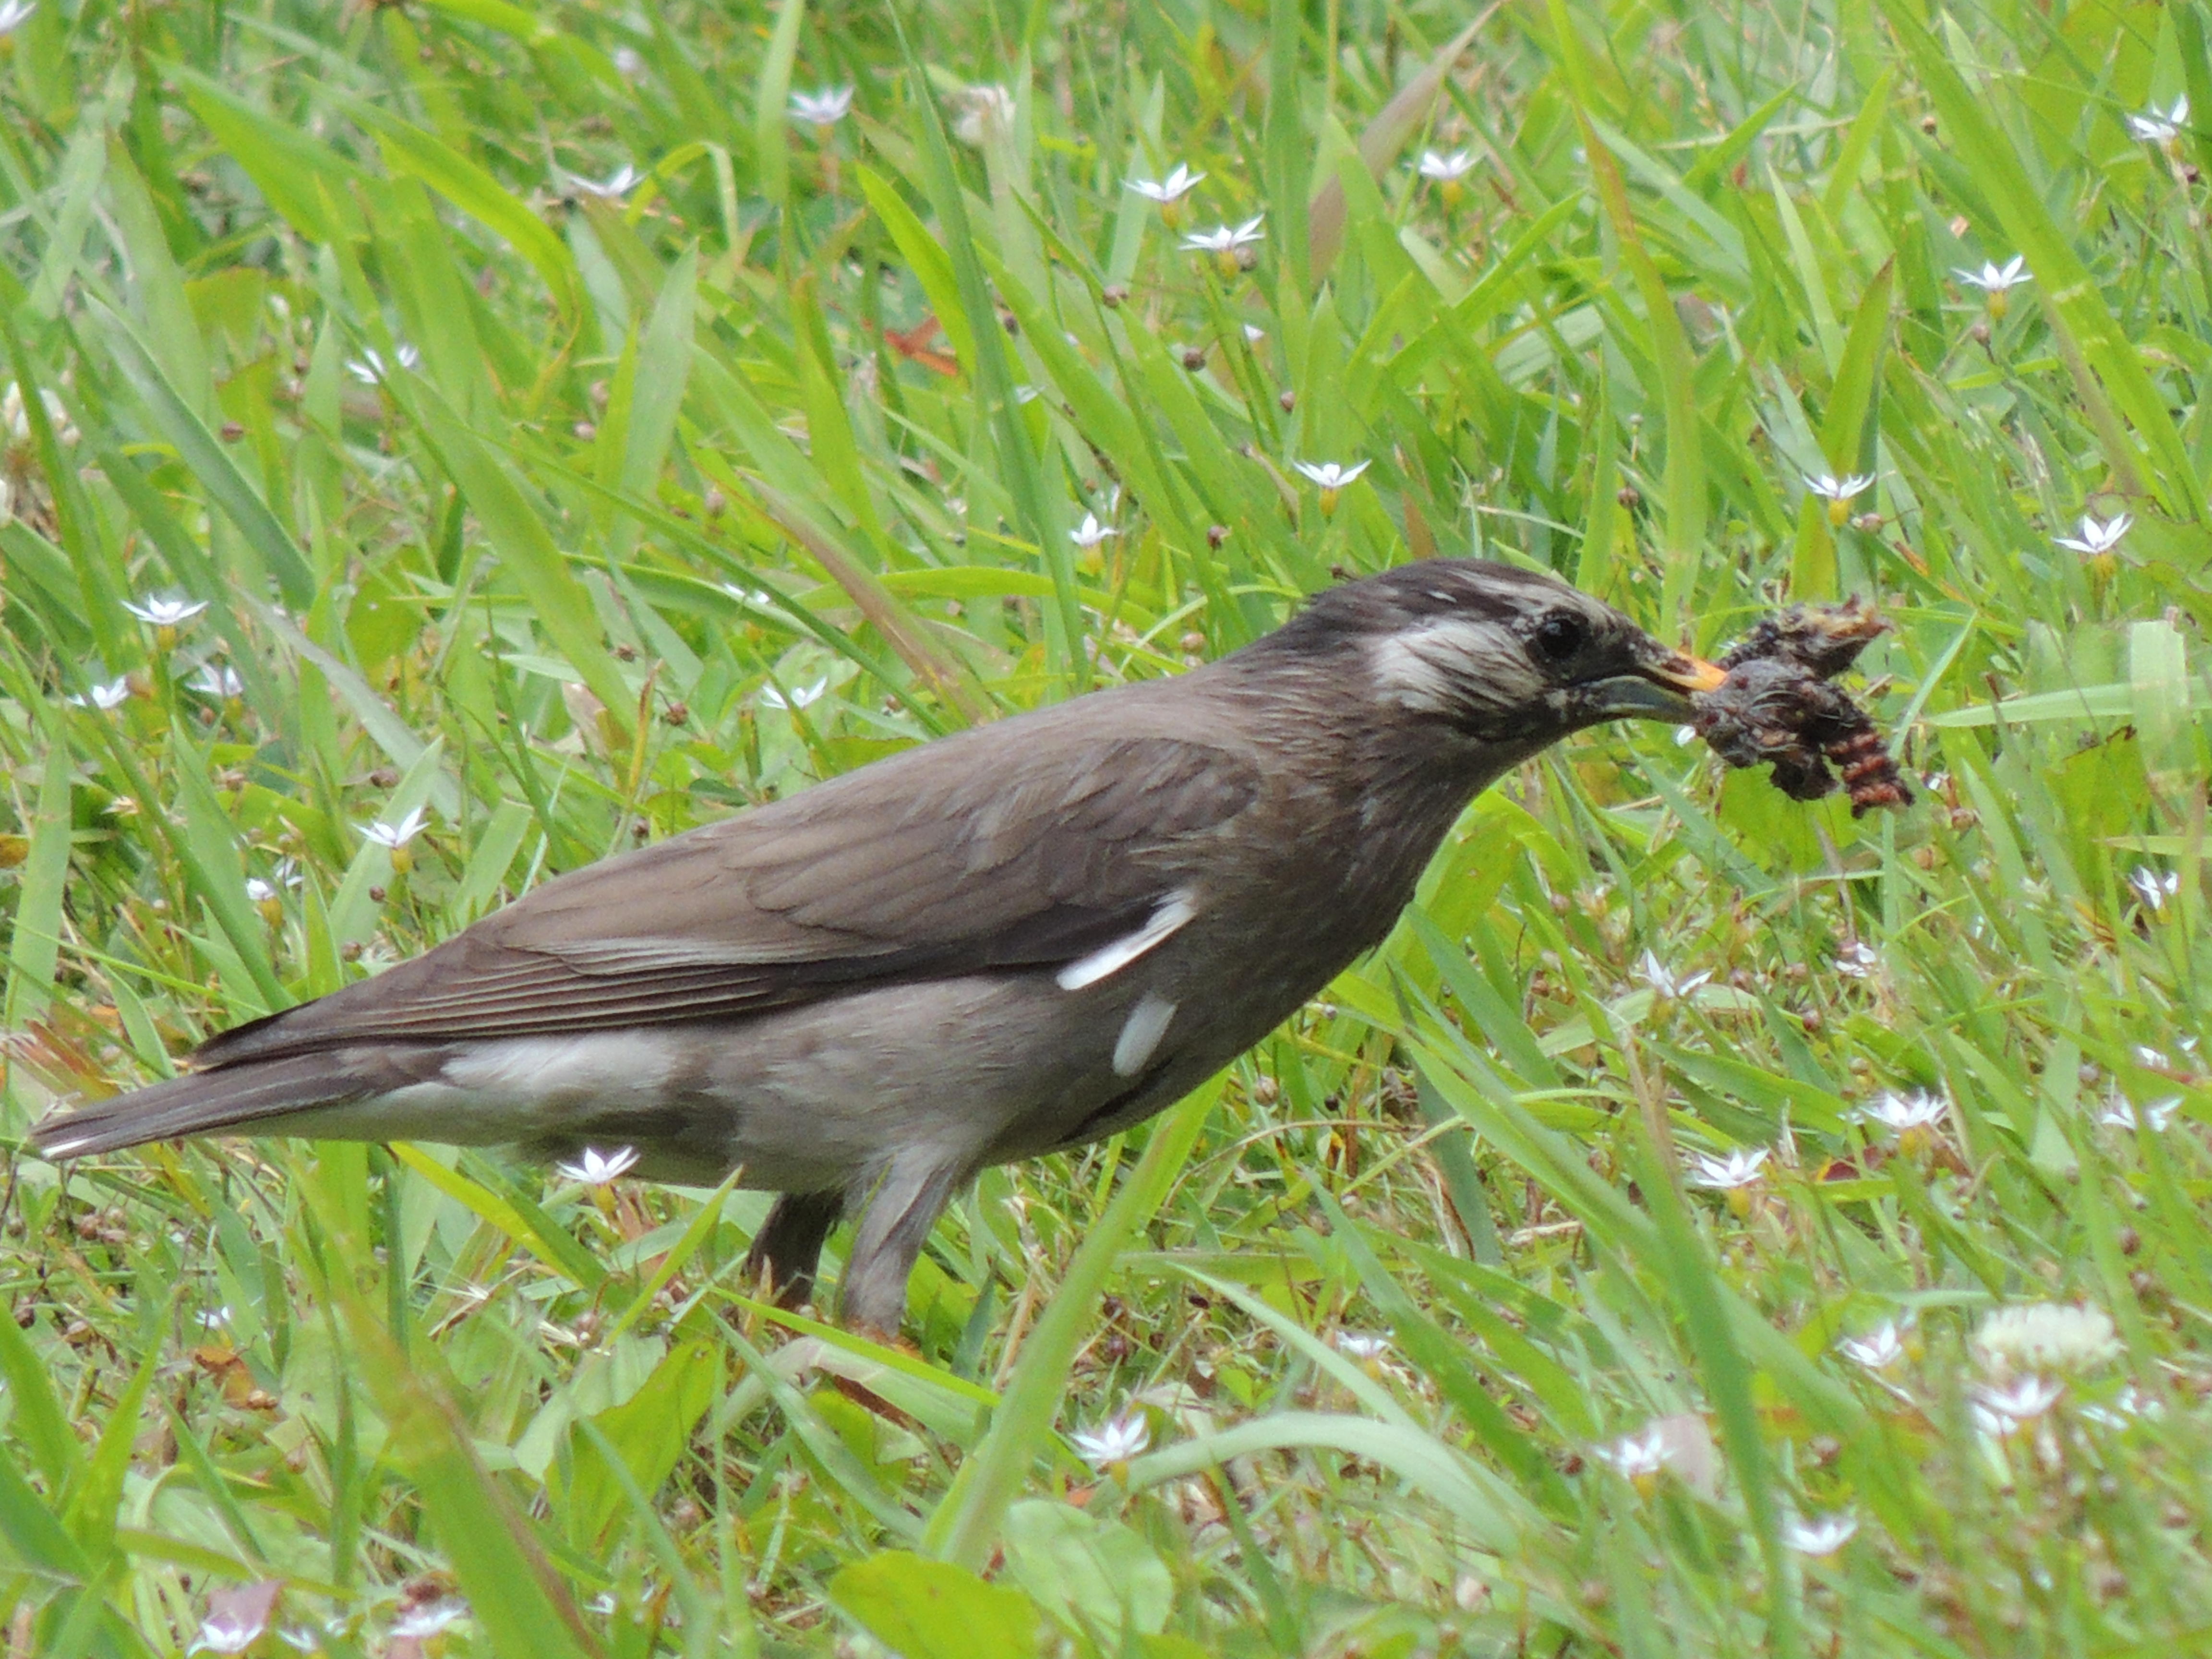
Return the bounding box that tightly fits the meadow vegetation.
[1,0,2210,1653]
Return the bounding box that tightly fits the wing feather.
[197,710,1261,1068]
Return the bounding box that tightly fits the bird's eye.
[1532,611,1588,662]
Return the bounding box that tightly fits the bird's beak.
[1575,642,1730,723]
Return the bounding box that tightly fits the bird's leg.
[744,1190,845,1310]
[837,1157,965,1339]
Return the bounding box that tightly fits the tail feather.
[27,1053,379,1159]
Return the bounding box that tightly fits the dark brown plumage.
[31,559,1721,1334]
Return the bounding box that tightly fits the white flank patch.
[1057,890,1197,991]
[1112,992,1179,1077]
[442,1031,677,1098]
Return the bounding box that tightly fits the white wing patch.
[1112,992,1178,1077]
[1056,890,1197,991]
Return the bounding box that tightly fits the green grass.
[1,0,2209,1652]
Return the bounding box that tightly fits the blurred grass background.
[1,0,2210,1652]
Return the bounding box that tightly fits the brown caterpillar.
[1693,600,1912,817]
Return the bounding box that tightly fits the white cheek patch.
[1112,992,1178,1077]
[1369,619,1543,717]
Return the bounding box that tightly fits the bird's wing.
[197,726,1260,1066]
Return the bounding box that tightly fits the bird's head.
[1249,558,1726,754]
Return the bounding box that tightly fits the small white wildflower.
[344,343,420,385]
[1070,1410,1151,1469]
[198,1306,233,1330]
[789,85,855,127]
[1127,162,1205,204]
[123,594,209,629]
[2099,1094,2181,1132]
[1854,1090,1948,1138]
[1243,323,1267,344]
[1590,1425,1673,1481]
[1973,1303,2121,1376]
[1970,1374,2062,1434]
[390,1600,469,1640]
[1835,940,1880,978]
[2134,1044,2174,1070]
[760,677,828,710]
[1782,1512,1859,1557]
[360,806,430,850]
[953,84,1014,147]
[2054,513,2132,556]
[1334,1330,1392,1362]
[1069,512,1116,549]
[1293,458,1370,491]
[2080,1384,2162,1429]
[612,45,645,79]
[0,1,34,38]
[1953,255,2031,296]
[2128,865,2180,911]
[67,677,131,711]
[555,1145,641,1185]
[1417,148,1478,182]
[1180,216,1266,274]
[561,162,643,199]
[1804,471,1875,527]
[1638,949,1713,1002]
[246,878,277,905]
[188,663,245,699]
[1685,1147,1769,1190]
[1836,1320,1908,1370]
[2127,95,2188,144]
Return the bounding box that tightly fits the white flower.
[1242,323,1267,344]
[2127,95,2188,144]
[344,343,420,384]
[2099,1094,2181,1132]
[1686,1147,1769,1190]
[1591,1425,1673,1480]
[1179,216,1267,255]
[245,878,277,904]
[188,1612,265,1656]
[360,806,429,849]
[68,677,131,711]
[1070,1410,1151,1468]
[1070,513,1116,549]
[953,84,1014,147]
[2128,865,2180,911]
[612,45,645,79]
[123,594,208,628]
[0,2,32,40]
[1334,1330,1392,1361]
[555,1145,641,1184]
[760,677,828,710]
[1973,1303,2120,1376]
[188,664,245,698]
[391,1600,469,1640]
[1782,1512,1859,1556]
[1952,255,2031,294]
[1836,1320,1908,1370]
[2080,1384,2162,1429]
[790,85,854,127]
[1803,471,1876,503]
[1127,163,1205,204]
[1637,950,1713,1001]
[1970,1374,2063,1434]
[2135,1045,2174,1070]
[1835,940,1880,978]
[1854,1090,1948,1137]
[2055,512,2132,556]
[1293,458,1370,491]
[561,162,642,199]
[1416,148,1478,181]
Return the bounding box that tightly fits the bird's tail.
[26,1053,378,1159]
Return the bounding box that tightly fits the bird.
[31,559,1724,1336]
